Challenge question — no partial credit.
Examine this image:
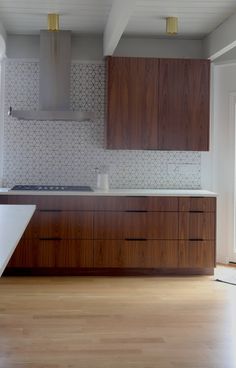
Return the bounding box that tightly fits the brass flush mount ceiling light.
[166,17,178,35]
[48,13,59,31]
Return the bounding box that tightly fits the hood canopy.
[9,15,94,122]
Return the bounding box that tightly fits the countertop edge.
[0,189,217,197]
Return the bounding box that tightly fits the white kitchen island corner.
[0,205,36,276]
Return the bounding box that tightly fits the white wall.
[211,63,236,263]
[0,59,6,186]
[115,37,203,58]
[6,34,204,59]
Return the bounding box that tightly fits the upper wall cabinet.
[158,59,210,151]
[106,57,159,149]
[106,56,210,151]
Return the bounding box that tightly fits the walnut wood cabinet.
[1,195,216,275]
[6,195,94,269]
[106,57,159,149]
[158,59,210,151]
[178,197,216,268]
[106,57,210,151]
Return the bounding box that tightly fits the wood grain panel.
[7,239,93,268]
[7,239,35,268]
[93,196,178,211]
[106,56,159,149]
[94,240,178,268]
[179,197,216,212]
[23,211,93,239]
[179,212,215,240]
[158,59,210,151]
[94,212,178,239]
[8,195,97,210]
[179,240,215,268]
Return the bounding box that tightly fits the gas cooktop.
[11,185,93,192]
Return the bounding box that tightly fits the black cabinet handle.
[125,196,147,198]
[40,209,62,212]
[125,210,148,213]
[189,239,203,242]
[125,238,147,241]
[39,237,62,241]
[189,211,204,213]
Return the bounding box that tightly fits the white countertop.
[0,188,217,197]
[0,205,36,276]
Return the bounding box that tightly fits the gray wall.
[6,34,204,60]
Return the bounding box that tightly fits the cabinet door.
[106,56,159,149]
[94,240,178,268]
[158,59,210,151]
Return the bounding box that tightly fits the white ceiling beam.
[103,0,137,56]
[203,11,236,61]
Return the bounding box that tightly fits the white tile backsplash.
[2,59,201,189]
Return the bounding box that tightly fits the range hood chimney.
[9,14,94,122]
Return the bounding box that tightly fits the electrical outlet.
[167,164,179,175]
[179,164,198,177]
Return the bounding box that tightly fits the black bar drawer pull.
[125,238,147,241]
[125,196,147,198]
[125,210,148,213]
[39,237,62,241]
[189,239,203,242]
[189,211,204,213]
[40,209,62,212]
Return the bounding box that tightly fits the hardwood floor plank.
[0,271,236,368]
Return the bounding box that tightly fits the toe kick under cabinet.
[2,195,216,275]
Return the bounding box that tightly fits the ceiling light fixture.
[166,17,178,35]
[48,13,59,31]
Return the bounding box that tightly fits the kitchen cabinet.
[158,59,210,150]
[3,194,216,275]
[106,57,210,151]
[6,195,94,270]
[178,197,216,268]
[106,57,159,149]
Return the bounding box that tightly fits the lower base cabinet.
[3,195,216,275]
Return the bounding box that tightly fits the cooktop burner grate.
[11,185,93,192]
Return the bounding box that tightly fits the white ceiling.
[0,0,236,39]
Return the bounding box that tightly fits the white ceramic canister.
[97,173,109,191]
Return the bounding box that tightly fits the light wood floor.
[0,271,236,368]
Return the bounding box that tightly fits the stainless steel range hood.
[9,15,94,122]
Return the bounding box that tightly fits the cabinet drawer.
[179,197,216,212]
[7,239,93,268]
[94,212,178,239]
[179,212,215,240]
[8,195,96,211]
[179,241,215,268]
[23,211,93,239]
[94,196,178,211]
[94,240,178,268]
